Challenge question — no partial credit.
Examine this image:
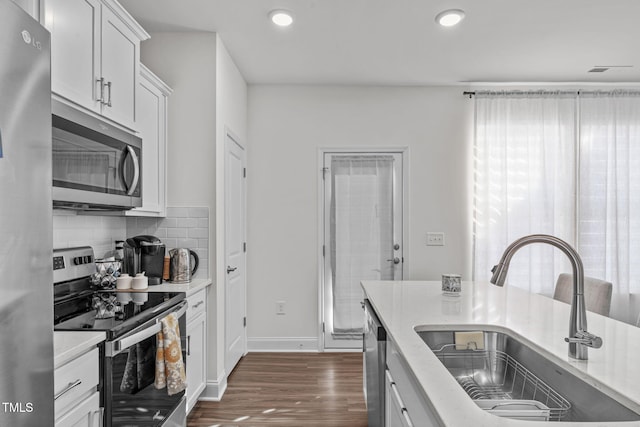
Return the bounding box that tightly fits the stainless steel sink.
[415,326,640,422]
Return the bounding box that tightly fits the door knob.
[227,266,237,274]
[386,257,400,264]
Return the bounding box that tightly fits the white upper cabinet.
[127,65,171,217]
[42,0,149,130]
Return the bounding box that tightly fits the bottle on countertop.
[163,255,170,281]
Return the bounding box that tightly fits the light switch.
[426,232,445,246]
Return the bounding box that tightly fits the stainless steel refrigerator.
[0,1,53,425]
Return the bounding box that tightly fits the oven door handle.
[106,300,187,357]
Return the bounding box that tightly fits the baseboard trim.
[198,371,227,402]
[247,337,319,352]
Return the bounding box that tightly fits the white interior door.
[225,132,247,375]
[322,152,404,349]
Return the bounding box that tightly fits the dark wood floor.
[187,352,368,427]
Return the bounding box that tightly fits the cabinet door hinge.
[322,245,325,257]
[243,167,246,178]
[243,242,247,253]
[243,316,247,327]
[322,322,325,333]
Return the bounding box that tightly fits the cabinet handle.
[401,408,414,427]
[54,379,82,400]
[106,81,112,107]
[91,408,103,427]
[96,77,105,103]
[187,335,191,356]
[192,301,204,309]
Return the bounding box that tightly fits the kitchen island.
[361,280,640,426]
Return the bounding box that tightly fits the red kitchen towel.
[154,312,187,395]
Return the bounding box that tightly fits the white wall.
[53,212,126,257]
[246,85,474,348]
[138,32,217,209]
[214,37,248,390]
[138,32,221,389]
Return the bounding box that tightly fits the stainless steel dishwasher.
[363,298,387,427]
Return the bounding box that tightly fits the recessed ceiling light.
[435,9,465,27]
[269,10,293,27]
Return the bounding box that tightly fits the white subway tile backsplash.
[189,207,209,217]
[166,207,189,218]
[52,205,210,279]
[159,218,177,228]
[124,206,210,279]
[53,211,127,258]
[167,228,187,238]
[163,238,178,250]
[188,228,208,238]
[177,218,197,228]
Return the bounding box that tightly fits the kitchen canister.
[116,273,132,290]
[131,272,148,290]
[442,274,461,296]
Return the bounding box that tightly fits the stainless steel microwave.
[52,101,142,210]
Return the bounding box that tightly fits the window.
[473,91,640,323]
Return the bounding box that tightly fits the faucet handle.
[565,331,603,349]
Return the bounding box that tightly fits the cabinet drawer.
[387,340,440,427]
[55,391,100,427]
[187,289,206,323]
[54,347,99,416]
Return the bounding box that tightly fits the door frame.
[317,147,409,351]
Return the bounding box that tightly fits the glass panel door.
[323,152,403,349]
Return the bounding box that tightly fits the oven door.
[104,300,187,427]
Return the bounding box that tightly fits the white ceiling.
[119,0,640,86]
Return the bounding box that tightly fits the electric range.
[53,246,187,427]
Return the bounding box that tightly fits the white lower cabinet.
[186,289,207,413]
[386,370,413,427]
[55,392,100,427]
[54,347,100,427]
[386,339,440,427]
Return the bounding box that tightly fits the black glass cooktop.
[54,290,185,339]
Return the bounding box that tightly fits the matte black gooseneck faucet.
[490,234,602,360]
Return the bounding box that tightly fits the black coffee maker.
[122,235,166,285]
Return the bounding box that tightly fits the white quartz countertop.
[361,280,640,426]
[143,278,213,296]
[54,331,105,369]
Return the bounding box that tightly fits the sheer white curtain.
[473,92,576,294]
[579,92,640,321]
[331,156,394,334]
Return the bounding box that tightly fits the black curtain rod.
[463,89,640,98]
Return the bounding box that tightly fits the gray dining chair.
[553,273,612,317]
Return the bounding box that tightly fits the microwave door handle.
[122,145,140,196]
[106,301,188,357]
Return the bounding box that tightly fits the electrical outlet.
[276,301,286,315]
[426,232,445,246]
